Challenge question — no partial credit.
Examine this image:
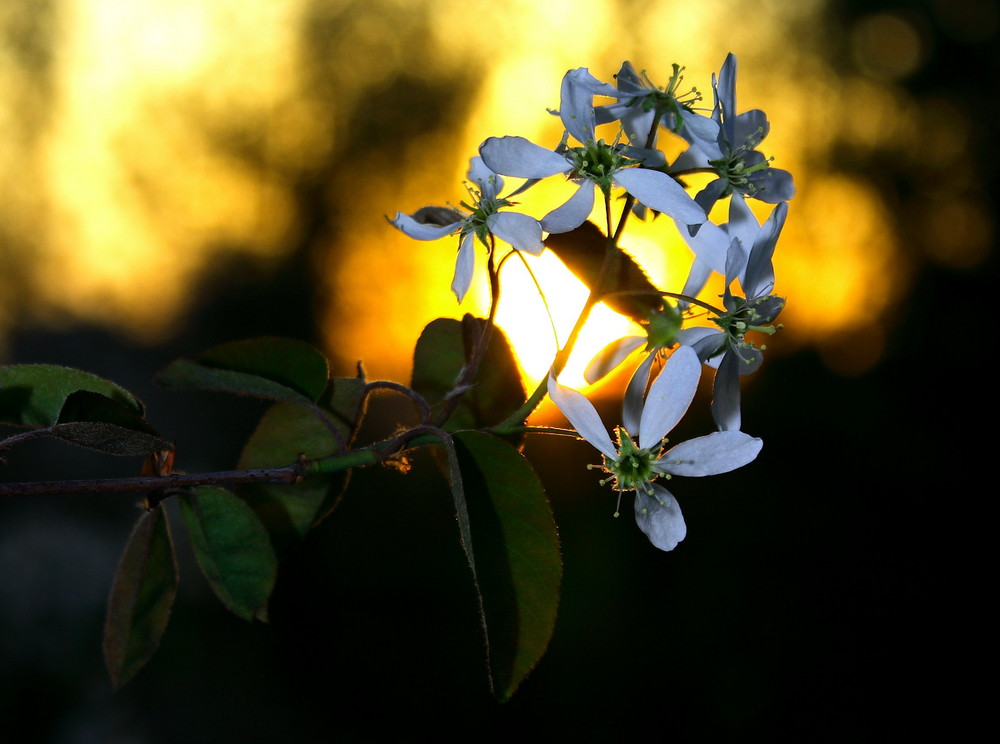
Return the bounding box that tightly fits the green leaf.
[51,390,173,456]
[0,364,144,428]
[0,389,172,458]
[49,421,173,457]
[237,377,365,552]
[544,220,665,324]
[316,374,367,441]
[103,504,179,690]
[451,431,562,701]
[57,390,154,428]
[411,316,525,431]
[156,337,330,405]
[179,487,277,622]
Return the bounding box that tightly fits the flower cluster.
[391,54,793,551]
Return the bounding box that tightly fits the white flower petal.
[467,156,503,201]
[612,168,706,226]
[734,344,764,376]
[679,108,721,145]
[546,375,618,460]
[391,212,461,241]
[743,201,787,298]
[584,335,645,385]
[565,66,619,98]
[677,217,729,276]
[620,107,657,147]
[634,484,686,551]
[638,346,701,449]
[749,167,796,203]
[479,136,571,179]
[451,232,476,302]
[727,189,758,236]
[623,351,656,435]
[669,142,714,173]
[559,68,604,144]
[716,53,738,144]
[679,258,714,306]
[711,351,742,432]
[487,212,544,255]
[541,181,595,234]
[676,327,726,368]
[733,109,769,147]
[724,236,750,289]
[654,430,762,477]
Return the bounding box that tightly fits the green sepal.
[178,487,278,622]
[643,303,683,351]
[103,503,179,690]
[450,431,562,701]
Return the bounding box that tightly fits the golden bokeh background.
[0,0,993,385]
[0,2,995,738]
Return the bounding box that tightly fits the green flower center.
[459,181,513,245]
[632,63,703,134]
[712,294,785,365]
[602,426,662,493]
[567,140,637,197]
[715,295,784,341]
[708,136,772,196]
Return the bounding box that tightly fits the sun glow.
[493,251,639,391]
[1,0,972,388]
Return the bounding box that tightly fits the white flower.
[669,53,795,214]
[479,68,706,235]
[547,345,762,550]
[676,196,788,431]
[595,61,719,161]
[390,156,544,302]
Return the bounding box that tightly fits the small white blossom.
[548,345,762,550]
[677,197,788,430]
[391,157,543,302]
[479,68,706,234]
[670,53,795,214]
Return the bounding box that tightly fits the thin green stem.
[611,192,635,245]
[487,423,579,438]
[669,166,718,178]
[601,288,726,316]
[509,248,561,347]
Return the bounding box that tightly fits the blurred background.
[0,0,992,740]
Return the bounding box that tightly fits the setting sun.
[2,0,982,392]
